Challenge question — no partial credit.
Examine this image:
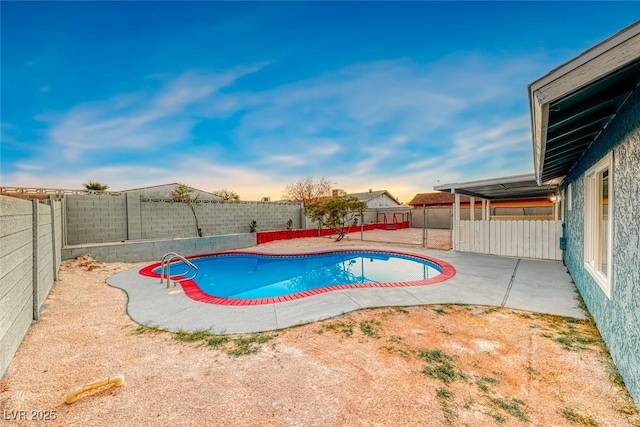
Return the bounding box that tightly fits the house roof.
[529,22,640,185]
[433,174,560,200]
[120,182,219,197]
[347,190,401,205]
[407,192,470,206]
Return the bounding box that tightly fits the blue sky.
[1,2,638,202]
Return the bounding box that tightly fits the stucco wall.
[562,88,640,404]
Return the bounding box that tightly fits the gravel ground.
[1,234,638,426]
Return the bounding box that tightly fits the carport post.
[453,191,460,251]
[470,197,475,221]
[422,205,426,248]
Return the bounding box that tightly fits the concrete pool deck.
[106,246,586,334]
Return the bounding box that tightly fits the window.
[567,183,572,211]
[584,152,613,298]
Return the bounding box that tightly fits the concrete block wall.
[36,203,54,310]
[62,233,256,263]
[0,197,34,378]
[140,201,302,239]
[65,194,128,244]
[0,196,62,377]
[64,195,303,245]
[126,193,142,240]
[53,202,62,277]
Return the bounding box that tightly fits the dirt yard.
[1,235,638,426]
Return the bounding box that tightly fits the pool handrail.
[160,252,198,288]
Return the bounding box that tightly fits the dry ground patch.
[1,240,638,426]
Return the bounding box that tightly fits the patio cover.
[433,174,560,200]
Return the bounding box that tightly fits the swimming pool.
[139,249,455,305]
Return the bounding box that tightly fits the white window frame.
[583,152,613,298]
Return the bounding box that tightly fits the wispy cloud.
[6,53,547,200]
[42,64,267,161]
[231,55,540,156]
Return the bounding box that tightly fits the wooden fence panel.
[455,220,562,260]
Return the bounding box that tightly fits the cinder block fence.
[0,196,62,377]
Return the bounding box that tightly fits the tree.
[282,176,333,204]
[83,181,109,191]
[211,188,240,201]
[170,183,203,237]
[304,195,366,242]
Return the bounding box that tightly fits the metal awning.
[529,22,640,185]
[434,174,560,200]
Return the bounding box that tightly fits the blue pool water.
[155,251,442,299]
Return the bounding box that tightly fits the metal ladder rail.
[161,254,198,288]
[160,252,198,286]
[159,252,182,285]
[160,252,198,288]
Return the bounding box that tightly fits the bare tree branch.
[282,176,333,204]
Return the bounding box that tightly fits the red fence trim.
[256,222,410,244]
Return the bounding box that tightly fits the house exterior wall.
[366,194,399,208]
[561,88,640,404]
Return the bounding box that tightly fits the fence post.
[32,200,39,321]
[49,199,58,281]
[126,193,142,240]
[61,194,68,247]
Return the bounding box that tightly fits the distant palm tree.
[83,181,109,191]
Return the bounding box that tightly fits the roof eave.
[528,21,640,185]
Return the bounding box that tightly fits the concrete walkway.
[106,246,586,334]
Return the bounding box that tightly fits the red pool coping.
[139,249,456,306]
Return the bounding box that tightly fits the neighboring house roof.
[120,183,221,199]
[409,191,552,207]
[408,192,470,206]
[347,190,401,205]
[529,21,640,185]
